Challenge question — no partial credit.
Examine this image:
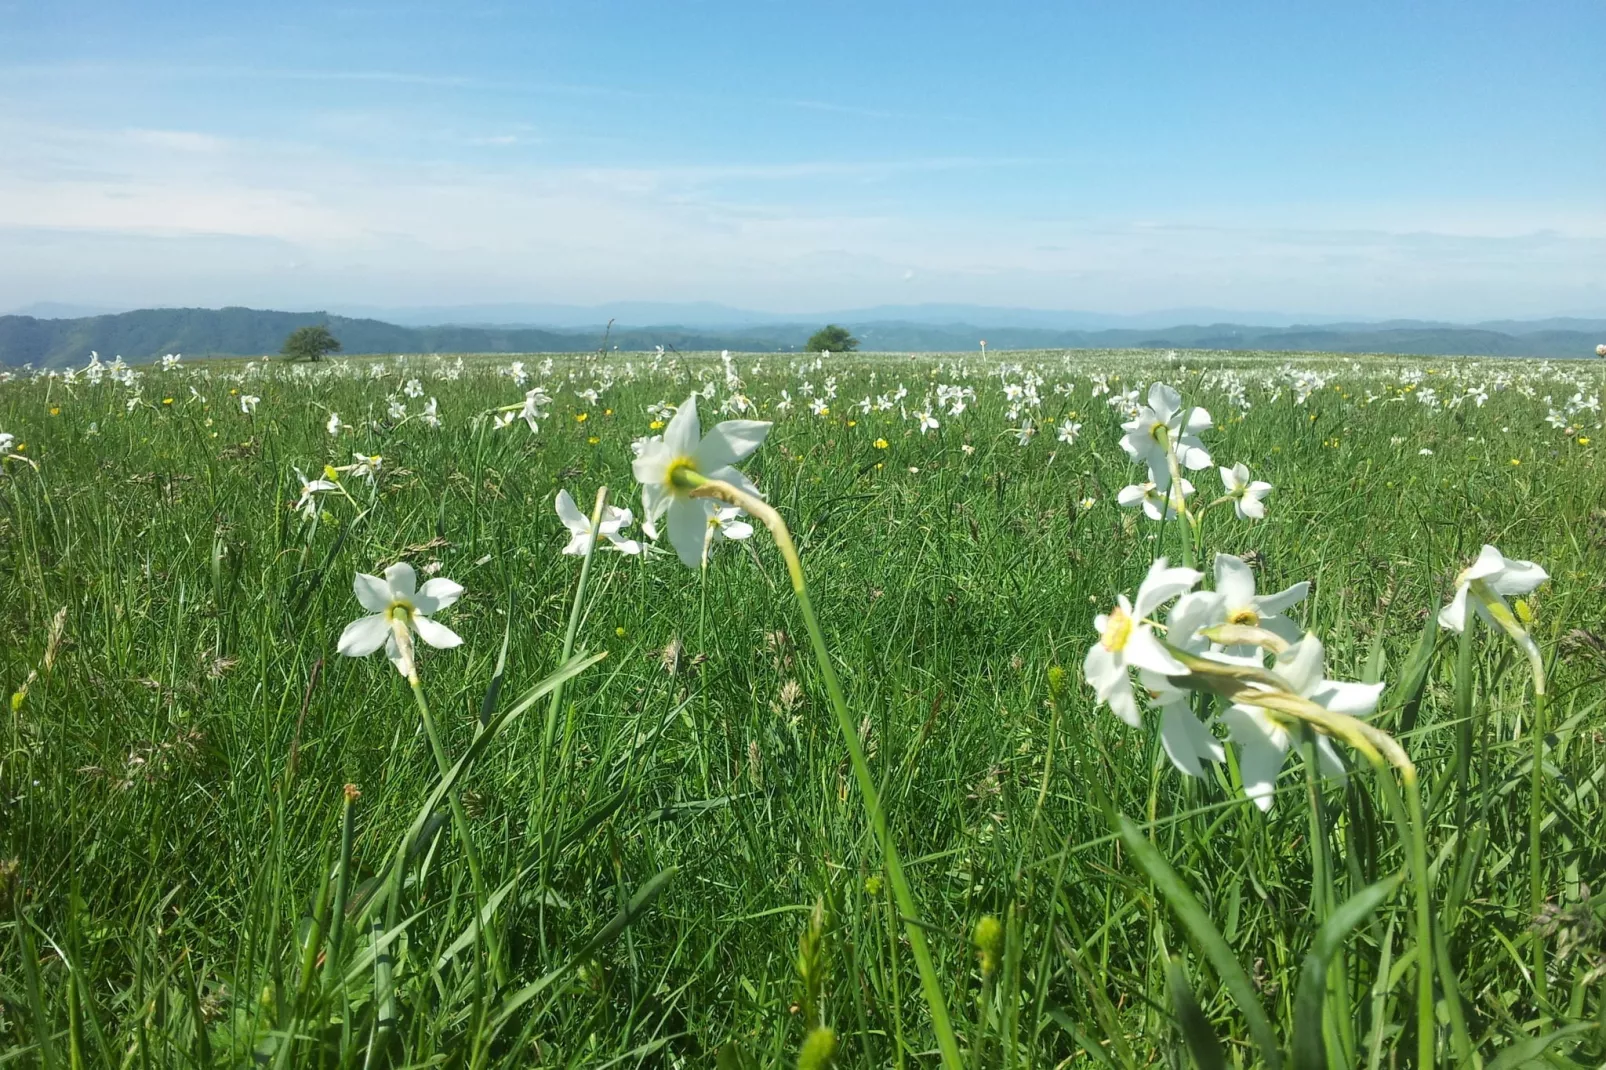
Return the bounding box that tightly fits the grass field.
[2,347,1604,1068]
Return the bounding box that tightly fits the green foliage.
[281,324,342,362]
[1,349,1603,1066]
[805,324,858,353]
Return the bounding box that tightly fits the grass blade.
[1292,871,1403,1070]
[1165,956,1227,1070]
[1115,812,1283,1070]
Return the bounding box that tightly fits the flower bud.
[973,914,1004,978]
[797,1027,837,1070]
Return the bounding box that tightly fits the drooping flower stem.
[686,473,965,1070]
[1170,654,1440,1067]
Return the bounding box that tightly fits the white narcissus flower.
[326,412,344,436]
[421,398,441,428]
[1117,477,1194,521]
[917,411,939,433]
[338,562,465,676]
[1056,420,1082,444]
[632,394,770,568]
[1084,559,1203,727]
[1220,463,1272,518]
[707,504,754,546]
[555,490,642,556]
[1219,635,1383,811]
[1212,554,1308,643]
[240,394,261,414]
[1437,544,1548,633]
[1120,383,1213,473]
[521,388,552,433]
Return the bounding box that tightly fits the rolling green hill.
[1,305,1600,366]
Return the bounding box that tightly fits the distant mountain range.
[1,305,1602,367]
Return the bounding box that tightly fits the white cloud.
[0,117,1601,319]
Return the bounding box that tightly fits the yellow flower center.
[1227,607,1260,627]
[387,601,414,622]
[1100,605,1134,652]
[665,456,700,492]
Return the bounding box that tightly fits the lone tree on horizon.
[282,324,342,362]
[805,324,858,353]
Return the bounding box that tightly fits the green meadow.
[2,348,1603,1067]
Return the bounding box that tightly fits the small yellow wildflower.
[49,406,60,416]
[603,408,613,416]
[162,397,174,405]
[846,419,857,427]
[1509,458,1521,466]
[587,435,600,445]
[873,438,889,449]
[574,412,588,423]
[649,419,664,430]
[1578,436,1591,446]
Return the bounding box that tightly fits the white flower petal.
[1159,703,1222,777]
[416,577,464,612]
[664,395,701,458]
[1462,544,1508,582]
[1437,583,1471,633]
[693,419,771,472]
[1488,556,1548,596]
[1311,680,1385,718]
[555,490,587,533]
[1213,554,1257,611]
[337,613,390,657]
[1274,635,1326,697]
[1124,627,1188,676]
[1254,581,1309,617]
[1236,732,1286,812]
[384,561,417,599]
[412,614,463,650]
[1133,559,1202,619]
[353,572,392,613]
[666,497,711,568]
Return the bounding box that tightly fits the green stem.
[1528,680,1549,1004]
[688,476,965,1070]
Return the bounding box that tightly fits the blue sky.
[1,0,1602,320]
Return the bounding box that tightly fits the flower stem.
[689,477,965,1070]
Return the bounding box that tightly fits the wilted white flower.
[1438,545,1548,633]
[421,398,441,428]
[240,394,261,414]
[555,490,642,556]
[1117,477,1194,521]
[293,467,340,519]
